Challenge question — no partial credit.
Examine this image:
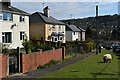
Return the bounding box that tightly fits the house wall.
[0,14,29,49]
[30,23,45,40]
[30,23,66,43]
[82,32,85,41]
[66,31,72,41]
[72,32,79,41]
[21,47,65,73]
[78,32,81,41]
[45,24,66,43]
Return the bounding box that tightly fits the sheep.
[103,54,112,63]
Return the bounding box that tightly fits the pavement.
[2,52,95,80]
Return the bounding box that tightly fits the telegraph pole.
[118,2,120,41]
[96,5,98,54]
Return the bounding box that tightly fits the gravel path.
[2,52,95,80]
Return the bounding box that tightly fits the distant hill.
[61,14,118,30]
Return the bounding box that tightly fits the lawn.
[38,49,119,78]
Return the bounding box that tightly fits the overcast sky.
[11,2,118,20]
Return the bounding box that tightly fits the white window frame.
[59,36,63,41]
[52,25,55,30]
[49,25,51,30]
[20,32,25,40]
[2,32,12,43]
[20,15,25,22]
[58,25,61,30]
[0,13,3,21]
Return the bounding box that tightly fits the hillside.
[61,14,118,30]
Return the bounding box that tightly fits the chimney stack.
[43,6,50,17]
[0,0,11,10]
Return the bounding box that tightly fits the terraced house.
[0,0,30,48]
[30,6,66,43]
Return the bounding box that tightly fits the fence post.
[62,46,65,59]
[17,47,20,73]
[7,54,9,76]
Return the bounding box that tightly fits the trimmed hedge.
[66,41,94,53]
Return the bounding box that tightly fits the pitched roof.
[2,6,30,15]
[30,12,65,25]
[66,24,81,32]
[77,27,86,32]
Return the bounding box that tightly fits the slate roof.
[66,24,81,32]
[30,12,65,25]
[77,27,86,32]
[2,6,30,15]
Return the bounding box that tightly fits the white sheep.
[103,54,112,63]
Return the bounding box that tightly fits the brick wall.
[21,47,65,73]
[0,54,7,78]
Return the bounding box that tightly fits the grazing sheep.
[103,54,112,63]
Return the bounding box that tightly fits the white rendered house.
[66,24,86,41]
[0,1,30,48]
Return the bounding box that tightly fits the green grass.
[38,49,119,78]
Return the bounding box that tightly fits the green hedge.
[66,41,94,53]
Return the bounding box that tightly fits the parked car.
[115,47,120,56]
[115,47,120,53]
[106,45,113,50]
[113,45,120,52]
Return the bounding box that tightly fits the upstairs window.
[74,32,75,35]
[3,12,12,21]
[52,25,55,30]
[20,32,25,40]
[20,15,25,22]
[2,32,12,43]
[49,25,51,30]
[58,25,61,30]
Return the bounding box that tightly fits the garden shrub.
[22,34,31,54]
[80,43,90,53]
[2,44,10,54]
[32,35,39,40]
[37,65,46,69]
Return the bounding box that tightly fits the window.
[59,37,62,41]
[74,32,75,35]
[2,32,12,43]
[55,38,57,41]
[20,15,25,22]
[58,25,61,30]
[0,13,3,21]
[49,25,51,30]
[48,36,50,40]
[52,25,55,30]
[20,32,25,40]
[40,37,43,40]
[3,12,12,21]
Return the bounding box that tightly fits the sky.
[11,1,118,20]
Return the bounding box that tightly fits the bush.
[2,44,10,54]
[22,34,31,54]
[37,65,46,69]
[80,43,90,53]
[32,35,39,40]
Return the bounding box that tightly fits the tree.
[86,27,92,40]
